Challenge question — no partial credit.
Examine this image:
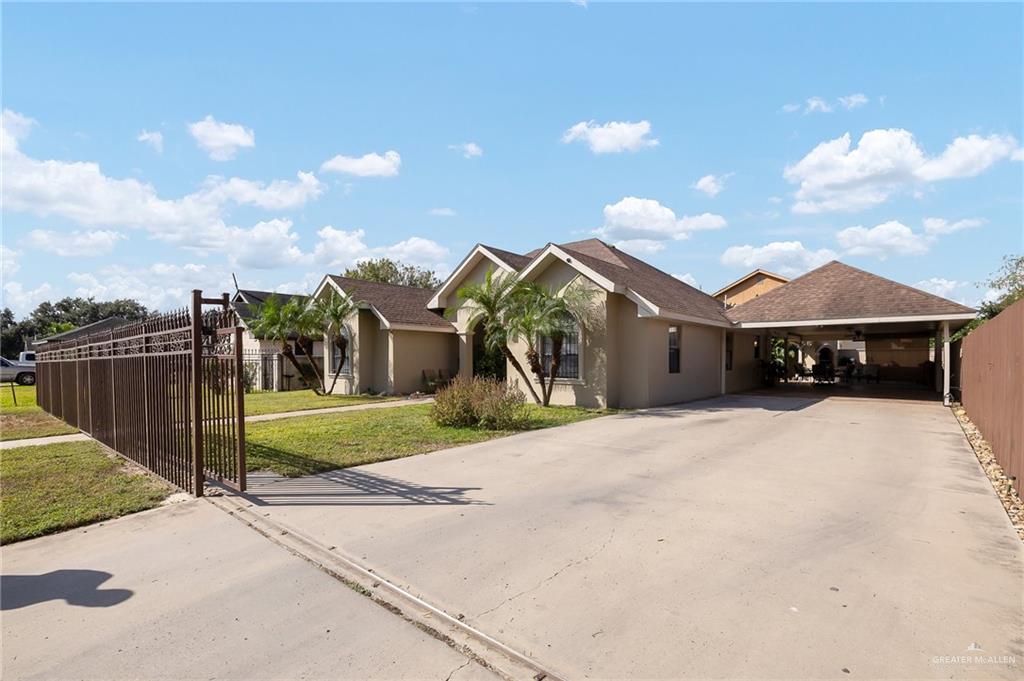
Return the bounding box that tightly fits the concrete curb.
[209,494,565,681]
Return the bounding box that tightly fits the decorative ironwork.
[35,290,246,496]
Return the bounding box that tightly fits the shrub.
[430,376,526,430]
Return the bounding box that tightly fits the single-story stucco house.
[310,238,976,408]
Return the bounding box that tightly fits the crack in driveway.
[474,528,617,619]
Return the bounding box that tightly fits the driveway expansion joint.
[207,494,567,681]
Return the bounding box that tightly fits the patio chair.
[437,368,454,388]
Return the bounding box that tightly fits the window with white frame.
[539,319,580,380]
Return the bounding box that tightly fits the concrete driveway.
[238,394,1023,680]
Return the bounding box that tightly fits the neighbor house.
[311,276,457,395]
[231,288,323,391]
[713,268,789,307]
[311,239,976,407]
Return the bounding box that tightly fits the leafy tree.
[953,254,1024,340]
[343,258,441,289]
[0,297,150,359]
[248,296,324,394]
[453,269,542,405]
[312,290,360,395]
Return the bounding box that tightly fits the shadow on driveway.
[1,570,132,610]
[241,467,488,507]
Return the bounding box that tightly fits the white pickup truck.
[0,357,36,385]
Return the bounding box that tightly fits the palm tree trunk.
[326,336,349,395]
[524,346,547,405]
[281,342,324,394]
[502,346,542,405]
[297,335,325,388]
[544,335,564,407]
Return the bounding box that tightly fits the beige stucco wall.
[506,260,611,408]
[391,330,459,394]
[725,331,762,393]
[716,274,786,307]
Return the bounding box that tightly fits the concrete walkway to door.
[230,394,1023,680]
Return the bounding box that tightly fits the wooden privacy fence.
[960,297,1024,486]
[35,291,246,496]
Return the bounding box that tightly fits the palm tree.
[290,298,326,390]
[249,295,323,394]
[312,290,360,394]
[509,282,597,407]
[452,269,542,405]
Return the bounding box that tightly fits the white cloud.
[594,196,726,244]
[804,97,833,114]
[2,281,54,317]
[692,174,730,198]
[916,134,1022,181]
[137,129,164,154]
[448,142,482,159]
[68,262,230,311]
[721,241,837,278]
[195,172,325,210]
[1,110,324,252]
[428,207,457,217]
[313,227,451,275]
[922,217,985,235]
[320,150,401,177]
[784,128,1021,213]
[1,245,21,277]
[913,277,966,300]
[227,219,308,270]
[836,220,930,258]
[26,229,126,257]
[562,120,659,154]
[781,103,801,114]
[838,93,869,110]
[613,239,665,255]
[188,115,254,161]
[674,272,699,288]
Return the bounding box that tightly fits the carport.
[726,262,976,405]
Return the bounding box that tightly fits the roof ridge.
[330,274,435,292]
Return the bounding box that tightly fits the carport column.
[458,331,473,379]
[941,321,951,406]
[720,328,727,394]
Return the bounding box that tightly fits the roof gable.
[726,261,976,323]
[522,238,731,326]
[427,244,527,309]
[712,269,789,298]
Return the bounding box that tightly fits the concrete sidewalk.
[1,499,497,680]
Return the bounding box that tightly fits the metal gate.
[35,290,246,496]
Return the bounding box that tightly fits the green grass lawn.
[243,390,398,416]
[0,385,79,441]
[246,403,610,477]
[0,440,170,544]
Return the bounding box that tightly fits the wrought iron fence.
[35,291,245,496]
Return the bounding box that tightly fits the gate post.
[191,289,205,497]
[234,325,247,491]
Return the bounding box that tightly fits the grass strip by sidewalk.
[0,385,79,442]
[243,390,398,416]
[1,440,171,544]
[246,403,609,477]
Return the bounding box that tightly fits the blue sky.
[2,2,1022,315]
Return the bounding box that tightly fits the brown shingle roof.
[553,239,731,325]
[725,261,976,323]
[481,245,532,271]
[328,276,454,330]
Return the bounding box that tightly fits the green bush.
[430,376,526,430]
